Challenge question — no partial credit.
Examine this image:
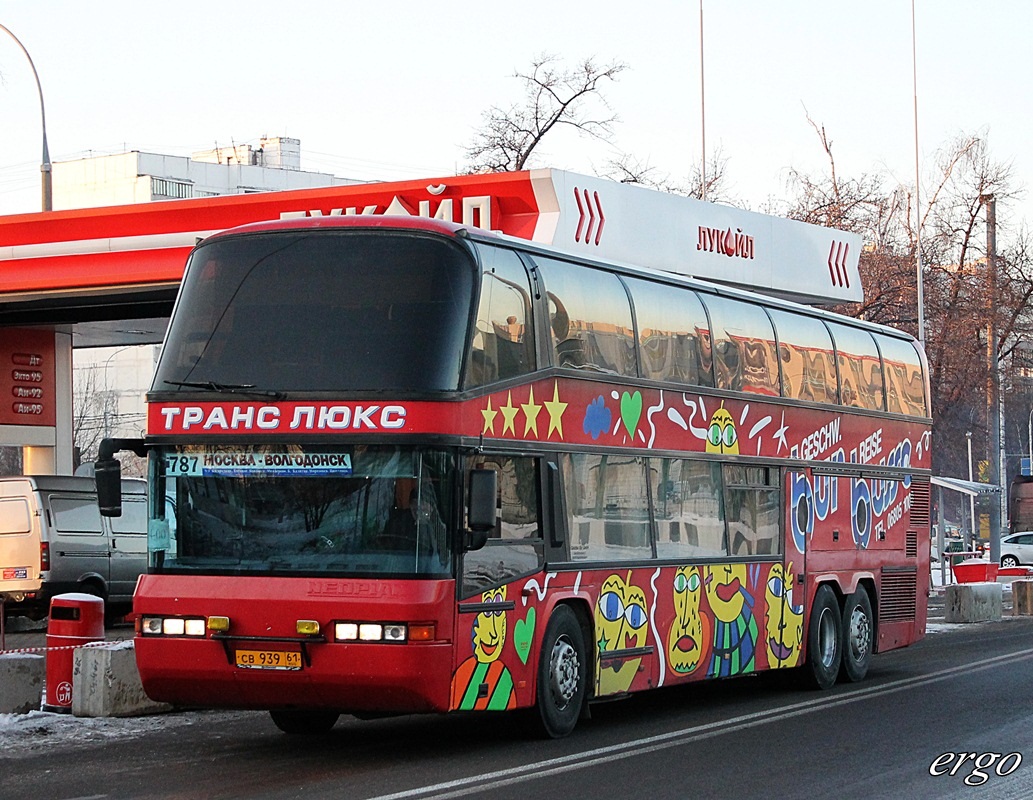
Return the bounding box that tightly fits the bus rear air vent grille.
[909,478,931,527]
[879,570,917,622]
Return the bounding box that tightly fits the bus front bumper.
[135,635,455,714]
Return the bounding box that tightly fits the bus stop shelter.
[931,476,1002,585]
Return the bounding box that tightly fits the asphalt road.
[3,600,1033,800]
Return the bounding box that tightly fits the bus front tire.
[802,584,841,690]
[534,605,587,739]
[839,588,873,683]
[269,709,340,735]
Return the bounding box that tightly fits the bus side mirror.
[465,468,497,551]
[95,437,146,517]
[95,457,124,517]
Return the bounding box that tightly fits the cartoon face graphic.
[472,585,508,663]
[705,563,758,678]
[704,563,747,622]
[705,406,739,454]
[667,565,711,675]
[451,585,517,711]
[595,572,649,695]
[765,563,803,668]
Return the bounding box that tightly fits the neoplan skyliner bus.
[96,170,931,738]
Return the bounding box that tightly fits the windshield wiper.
[163,380,286,399]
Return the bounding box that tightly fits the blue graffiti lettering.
[789,471,813,554]
[851,476,873,548]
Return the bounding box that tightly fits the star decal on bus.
[544,382,568,439]
[481,398,498,435]
[521,387,542,438]
[773,410,789,453]
[500,392,519,435]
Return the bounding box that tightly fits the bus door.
[541,456,568,564]
[453,454,546,711]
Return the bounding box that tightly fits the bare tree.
[604,147,734,205]
[71,360,149,477]
[464,54,627,173]
[783,122,1033,521]
[784,112,890,237]
[73,363,105,467]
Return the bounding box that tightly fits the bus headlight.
[140,615,208,637]
[184,618,207,637]
[333,621,410,643]
[162,618,185,635]
[141,616,163,635]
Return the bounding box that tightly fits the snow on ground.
[0,708,254,757]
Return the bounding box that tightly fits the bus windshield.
[148,445,455,577]
[152,231,477,394]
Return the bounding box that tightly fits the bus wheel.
[802,585,841,690]
[269,709,340,735]
[840,588,873,683]
[535,605,587,739]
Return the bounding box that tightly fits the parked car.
[1000,531,1033,567]
[0,475,147,619]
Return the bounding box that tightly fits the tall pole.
[981,193,1002,563]
[0,24,52,211]
[1028,406,1032,474]
[967,431,976,549]
[699,0,707,202]
[911,0,924,344]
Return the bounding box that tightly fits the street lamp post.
[981,193,1003,564]
[0,24,52,211]
[698,0,707,202]
[99,346,135,440]
[911,0,925,344]
[1028,406,1033,474]
[967,431,976,549]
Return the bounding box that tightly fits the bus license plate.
[234,649,303,670]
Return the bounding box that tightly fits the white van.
[0,475,147,618]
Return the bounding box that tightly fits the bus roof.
[198,211,910,346]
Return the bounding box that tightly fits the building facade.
[66,138,358,473]
[53,137,359,209]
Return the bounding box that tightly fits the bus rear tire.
[839,588,873,683]
[534,605,587,739]
[802,584,841,690]
[269,709,340,735]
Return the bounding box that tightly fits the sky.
[1,1,1031,239]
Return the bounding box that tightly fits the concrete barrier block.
[72,641,173,718]
[1012,580,1033,616]
[945,582,1003,623]
[0,653,44,714]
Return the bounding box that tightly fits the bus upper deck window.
[535,258,636,377]
[699,295,779,397]
[466,246,535,389]
[625,277,713,387]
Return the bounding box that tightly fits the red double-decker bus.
[97,171,931,738]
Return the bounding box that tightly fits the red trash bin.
[951,559,999,584]
[44,593,106,713]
